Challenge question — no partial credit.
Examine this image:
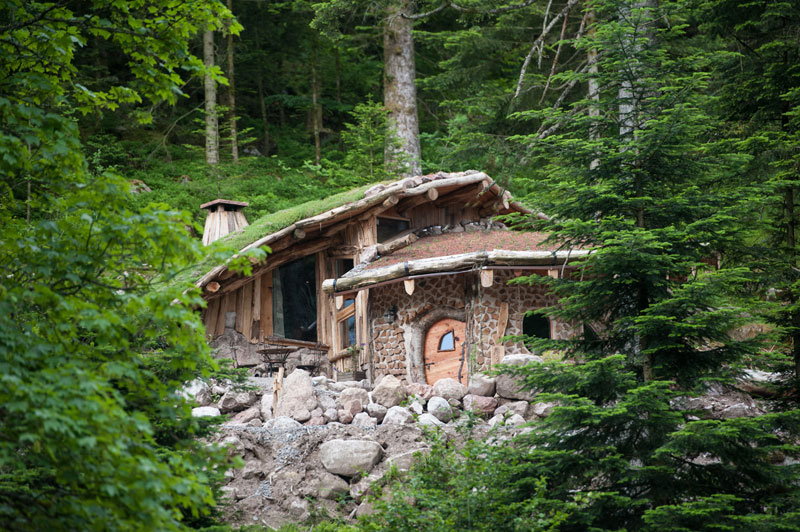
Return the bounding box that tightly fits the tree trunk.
[383,0,421,177]
[311,36,322,166]
[203,29,219,165]
[619,1,656,380]
[226,0,238,163]
[257,76,270,156]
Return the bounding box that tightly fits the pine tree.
[498,0,800,528]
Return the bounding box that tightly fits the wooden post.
[272,366,284,418]
[404,279,415,295]
[480,269,494,288]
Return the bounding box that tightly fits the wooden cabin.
[197,171,586,385]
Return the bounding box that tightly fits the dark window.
[272,255,317,342]
[335,258,354,277]
[438,330,455,351]
[523,314,551,340]
[339,298,356,348]
[377,217,410,243]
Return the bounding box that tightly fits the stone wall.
[368,270,578,384]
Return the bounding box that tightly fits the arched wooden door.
[424,318,467,385]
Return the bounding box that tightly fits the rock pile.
[185,367,769,527]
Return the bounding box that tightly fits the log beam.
[398,188,438,217]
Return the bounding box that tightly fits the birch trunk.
[203,29,219,165]
[384,0,421,177]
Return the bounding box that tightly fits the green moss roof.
[173,184,377,289]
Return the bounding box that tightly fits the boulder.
[382,406,413,425]
[339,387,370,409]
[267,416,303,431]
[489,413,526,428]
[220,434,244,456]
[432,378,468,402]
[495,354,541,401]
[192,406,221,417]
[260,393,274,420]
[218,389,258,413]
[323,408,339,422]
[241,459,265,480]
[275,369,318,421]
[230,406,261,424]
[311,471,350,500]
[406,382,434,400]
[387,448,428,472]
[353,412,378,428]
[319,439,383,477]
[418,413,444,427]
[366,403,387,422]
[532,401,556,418]
[467,373,496,397]
[427,396,453,423]
[312,376,328,386]
[343,399,363,417]
[463,394,498,416]
[338,410,354,424]
[495,401,530,419]
[328,381,361,392]
[409,401,424,415]
[372,375,407,408]
[317,391,337,411]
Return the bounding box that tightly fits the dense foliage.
[3,0,800,530]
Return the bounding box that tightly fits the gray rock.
[241,460,265,480]
[366,403,387,422]
[387,448,428,472]
[260,393,274,420]
[427,396,452,423]
[468,373,496,397]
[317,393,338,413]
[432,378,468,401]
[339,387,370,409]
[323,408,338,422]
[220,434,244,456]
[532,401,556,418]
[489,413,526,428]
[312,471,350,500]
[372,374,407,408]
[319,439,383,477]
[218,389,258,413]
[192,406,221,417]
[353,412,378,428]
[328,381,361,392]
[276,369,318,421]
[495,400,530,419]
[312,376,328,386]
[356,501,374,517]
[418,413,444,427]
[382,405,413,425]
[409,401,424,415]
[181,379,208,399]
[495,354,542,401]
[407,382,434,400]
[289,498,309,518]
[267,416,303,431]
[229,406,261,424]
[463,394,498,415]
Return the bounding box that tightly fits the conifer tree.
[498,0,800,528]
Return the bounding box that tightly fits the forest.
[1,0,800,530]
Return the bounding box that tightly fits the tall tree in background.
[498,0,800,528]
[384,0,421,175]
[0,1,239,529]
[226,0,239,163]
[204,28,220,165]
[703,0,800,389]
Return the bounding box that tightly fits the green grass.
[170,183,378,288]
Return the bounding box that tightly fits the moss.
[170,183,380,288]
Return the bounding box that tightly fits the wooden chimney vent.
[200,199,249,246]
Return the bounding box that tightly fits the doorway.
[424,318,467,385]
